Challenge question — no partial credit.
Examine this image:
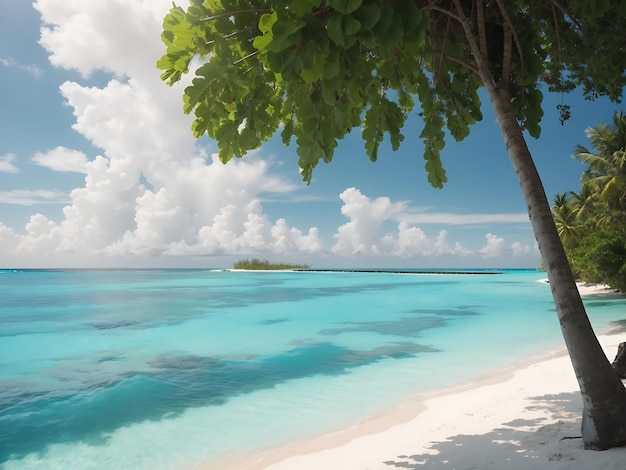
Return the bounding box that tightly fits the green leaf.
[343,15,361,36]
[281,118,295,145]
[396,0,424,39]
[301,53,325,82]
[290,0,315,17]
[327,13,345,47]
[378,11,403,47]
[258,12,277,33]
[352,3,381,31]
[371,5,393,39]
[328,0,362,15]
[424,148,447,189]
[253,31,272,51]
[323,49,341,79]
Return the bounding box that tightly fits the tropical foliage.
[551,112,626,292]
[157,0,626,188]
[233,258,310,270]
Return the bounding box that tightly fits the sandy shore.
[202,283,626,470]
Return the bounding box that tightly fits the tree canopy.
[158,0,626,188]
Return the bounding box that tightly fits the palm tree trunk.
[487,85,626,450]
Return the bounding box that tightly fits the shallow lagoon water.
[1,269,625,469]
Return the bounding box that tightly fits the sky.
[0,0,623,269]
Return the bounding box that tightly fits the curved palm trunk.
[487,86,626,449]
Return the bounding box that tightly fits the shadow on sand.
[382,391,583,469]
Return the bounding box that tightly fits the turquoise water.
[1,269,625,469]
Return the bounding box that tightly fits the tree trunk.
[486,86,626,450]
[612,343,626,379]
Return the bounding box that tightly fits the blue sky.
[0,0,622,269]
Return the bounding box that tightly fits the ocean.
[1,268,625,469]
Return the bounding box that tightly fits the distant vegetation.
[233,258,310,270]
[551,112,626,292]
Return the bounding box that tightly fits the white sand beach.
[203,282,626,470]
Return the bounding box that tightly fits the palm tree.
[573,112,626,214]
[551,192,584,251]
[568,186,598,222]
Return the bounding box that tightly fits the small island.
[233,258,310,270]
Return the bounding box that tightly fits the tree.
[560,113,626,290]
[551,192,584,253]
[552,185,606,263]
[568,185,598,223]
[573,112,626,214]
[573,224,626,292]
[158,0,626,449]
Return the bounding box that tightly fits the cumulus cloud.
[512,241,532,257]
[0,153,19,173]
[332,189,470,259]
[382,223,469,258]
[477,234,533,259]
[332,187,406,255]
[0,1,537,267]
[35,0,167,79]
[479,233,505,258]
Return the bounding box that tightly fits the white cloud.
[0,223,20,247]
[399,212,529,225]
[332,189,471,259]
[0,153,19,173]
[0,56,43,76]
[15,213,62,255]
[479,233,505,258]
[35,0,169,79]
[32,146,90,173]
[0,189,67,206]
[381,224,469,258]
[512,241,531,257]
[332,187,406,255]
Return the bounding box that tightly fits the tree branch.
[205,26,256,46]
[435,16,452,86]
[233,50,259,65]
[422,4,464,24]
[451,0,493,88]
[501,22,512,83]
[495,0,524,83]
[422,2,480,78]
[427,52,480,77]
[476,0,488,58]
[549,0,583,30]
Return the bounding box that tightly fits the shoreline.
[538,277,620,297]
[198,283,625,470]
[206,334,625,470]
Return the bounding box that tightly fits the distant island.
[233,258,310,270]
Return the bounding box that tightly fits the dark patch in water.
[319,316,449,337]
[0,341,436,463]
[340,342,438,362]
[91,321,137,330]
[408,307,480,317]
[260,318,289,325]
